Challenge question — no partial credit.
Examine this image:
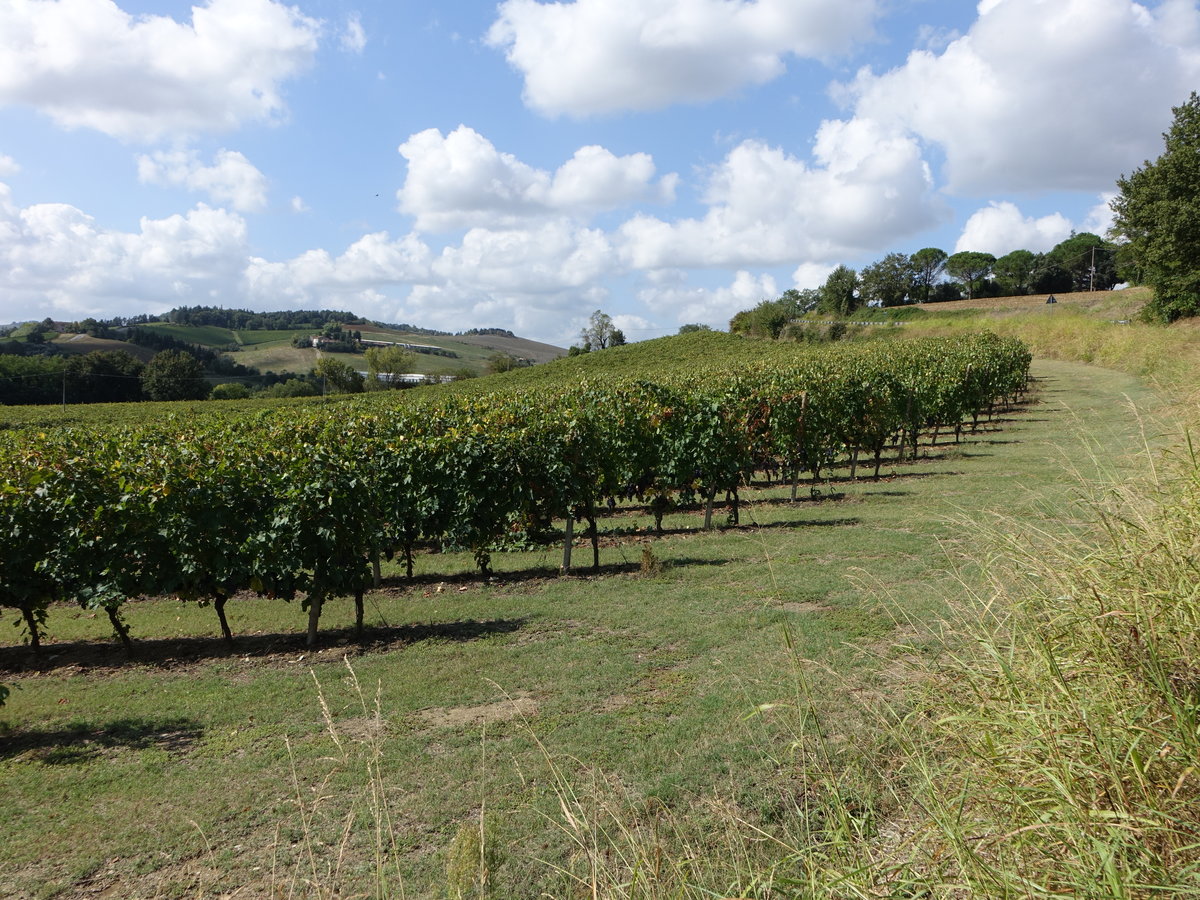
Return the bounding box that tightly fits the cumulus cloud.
[638,269,778,329]
[0,185,249,318]
[433,221,616,294]
[955,201,1073,255]
[486,0,879,116]
[244,232,433,307]
[402,280,609,343]
[290,195,309,214]
[397,125,675,231]
[0,0,321,141]
[841,0,1200,193]
[0,155,19,177]
[341,13,366,53]
[137,148,269,212]
[1084,192,1118,237]
[619,121,944,270]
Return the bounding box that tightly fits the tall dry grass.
[867,412,1200,897]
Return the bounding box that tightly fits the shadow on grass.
[0,716,203,764]
[0,617,529,675]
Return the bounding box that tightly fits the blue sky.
[1,0,1196,345]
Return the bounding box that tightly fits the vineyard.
[1,330,1030,654]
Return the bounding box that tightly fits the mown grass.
[0,358,1163,898]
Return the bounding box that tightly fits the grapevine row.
[0,332,1030,651]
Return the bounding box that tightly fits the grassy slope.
[0,353,1163,898]
[43,322,564,380]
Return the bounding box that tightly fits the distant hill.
[36,310,565,378]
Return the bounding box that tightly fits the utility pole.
[1089,245,1096,292]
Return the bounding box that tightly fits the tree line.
[735,93,1200,331]
[732,232,1123,338]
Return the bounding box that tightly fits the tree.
[314,357,364,394]
[142,350,209,401]
[728,289,815,338]
[1046,232,1117,292]
[210,382,251,400]
[64,350,145,403]
[364,345,416,389]
[992,249,1037,295]
[486,352,520,374]
[818,265,860,316]
[910,248,948,304]
[677,323,711,334]
[1030,253,1072,294]
[945,251,996,300]
[859,253,914,307]
[1112,93,1200,321]
[579,310,625,351]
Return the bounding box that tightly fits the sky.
[0,0,1197,346]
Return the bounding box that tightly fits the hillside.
[45,319,564,378]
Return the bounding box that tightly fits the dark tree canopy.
[141,350,209,401]
[818,265,860,316]
[65,350,145,403]
[1111,92,1200,322]
[859,252,914,308]
[1046,232,1117,292]
[910,248,948,304]
[993,249,1038,295]
[945,251,996,300]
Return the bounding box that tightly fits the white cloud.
[487,0,879,116]
[290,195,309,214]
[341,13,366,53]
[0,155,19,177]
[955,201,1073,255]
[1085,192,1118,237]
[0,0,320,141]
[639,269,778,329]
[791,261,835,290]
[433,220,616,294]
[842,0,1200,193]
[244,232,433,307]
[137,148,268,212]
[397,125,675,231]
[0,185,249,318]
[619,121,944,270]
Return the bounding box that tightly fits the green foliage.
[364,344,416,389]
[928,281,963,303]
[1112,92,1200,322]
[64,351,145,403]
[993,249,1037,295]
[260,379,320,398]
[1047,232,1117,292]
[0,354,66,405]
[858,252,914,308]
[945,251,996,300]
[677,323,711,334]
[578,309,625,351]
[141,350,209,401]
[910,247,948,303]
[486,352,521,374]
[0,330,1029,652]
[313,357,364,394]
[818,265,860,316]
[210,382,251,400]
[729,289,816,338]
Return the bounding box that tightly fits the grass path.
[0,359,1166,899]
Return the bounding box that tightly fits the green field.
[0,341,1171,898]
